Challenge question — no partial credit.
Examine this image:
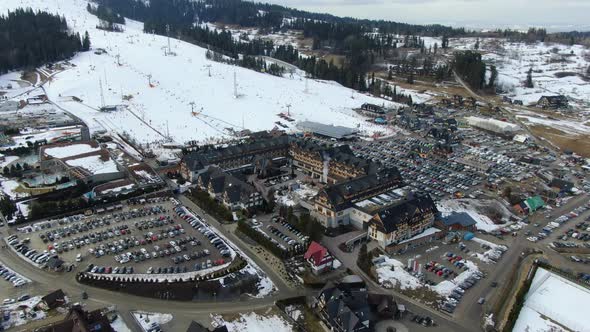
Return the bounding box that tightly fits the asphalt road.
[0,191,305,332]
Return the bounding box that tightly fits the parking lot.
[0,258,30,288]
[353,137,485,199]
[249,215,310,252]
[387,234,508,314]
[5,197,235,278]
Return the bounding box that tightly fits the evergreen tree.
[357,243,369,272]
[82,31,91,51]
[442,36,449,49]
[525,67,534,88]
[434,42,438,54]
[475,37,480,50]
[453,51,486,90]
[488,65,498,88]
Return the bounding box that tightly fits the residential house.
[34,304,114,332]
[537,95,568,109]
[304,241,336,275]
[197,166,263,210]
[41,289,66,310]
[549,178,574,193]
[313,280,397,332]
[186,321,229,332]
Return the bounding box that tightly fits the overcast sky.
[263,0,590,31]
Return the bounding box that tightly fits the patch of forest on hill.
[0,8,88,74]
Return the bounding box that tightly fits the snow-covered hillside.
[1,0,397,145]
[453,38,590,110]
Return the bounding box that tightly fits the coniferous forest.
[0,8,86,74]
[92,0,464,91]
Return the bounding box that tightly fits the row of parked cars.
[86,264,134,274]
[7,235,57,267]
[266,225,299,246]
[2,294,31,305]
[0,263,28,287]
[44,224,132,255]
[170,249,212,264]
[175,206,232,258]
[89,224,187,259]
[440,270,484,313]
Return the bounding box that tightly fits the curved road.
[0,193,304,331]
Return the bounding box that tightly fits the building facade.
[368,194,438,251]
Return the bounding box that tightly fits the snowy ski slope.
[1,0,398,145]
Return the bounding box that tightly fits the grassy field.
[530,125,590,157]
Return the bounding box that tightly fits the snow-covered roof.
[513,267,590,332]
[44,143,99,159]
[398,227,441,245]
[513,134,530,143]
[66,155,118,174]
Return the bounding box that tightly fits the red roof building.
[304,241,335,275]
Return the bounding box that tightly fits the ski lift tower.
[233,71,238,98]
[166,24,171,56]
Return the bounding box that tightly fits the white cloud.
[264,0,590,31]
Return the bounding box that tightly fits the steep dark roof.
[183,135,291,171]
[45,256,64,269]
[538,95,568,106]
[186,321,209,332]
[292,140,378,175]
[441,212,477,227]
[199,166,256,204]
[372,194,437,234]
[321,167,402,210]
[42,289,66,309]
[35,305,114,332]
[318,285,372,332]
[549,178,574,191]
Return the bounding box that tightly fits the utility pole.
[116,54,121,66]
[189,101,195,114]
[205,65,211,77]
[286,104,292,117]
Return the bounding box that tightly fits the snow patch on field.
[454,38,590,110]
[132,311,173,332]
[516,114,590,136]
[1,178,28,199]
[375,255,423,290]
[110,316,132,332]
[0,155,19,168]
